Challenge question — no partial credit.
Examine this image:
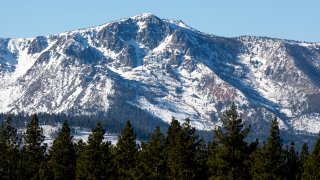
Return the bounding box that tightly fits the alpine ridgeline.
[1,13,319,142]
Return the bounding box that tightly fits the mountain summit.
[0,14,319,141]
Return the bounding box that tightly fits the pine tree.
[0,115,20,179]
[76,122,114,179]
[48,120,76,180]
[39,161,54,180]
[164,117,183,179]
[180,118,202,179]
[164,118,201,179]
[300,143,309,165]
[74,139,86,159]
[285,141,300,180]
[114,121,139,179]
[194,138,208,179]
[302,134,320,179]
[299,142,309,178]
[207,139,218,178]
[20,114,47,179]
[139,126,166,179]
[251,117,286,179]
[210,103,252,179]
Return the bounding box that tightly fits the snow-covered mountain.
[1,13,319,141]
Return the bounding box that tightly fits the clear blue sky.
[1,0,319,42]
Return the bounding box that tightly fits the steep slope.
[0,13,319,141]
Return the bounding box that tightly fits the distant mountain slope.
[0,13,319,142]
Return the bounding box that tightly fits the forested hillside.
[1,104,319,179]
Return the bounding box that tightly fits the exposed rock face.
[0,13,319,143]
[28,36,48,54]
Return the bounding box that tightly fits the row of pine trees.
[0,104,320,179]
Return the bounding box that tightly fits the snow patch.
[153,35,172,52]
[291,114,320,134]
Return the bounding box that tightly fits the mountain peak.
[1,14,320,146]
[131,13,157,20]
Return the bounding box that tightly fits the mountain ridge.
[0,13,319,142]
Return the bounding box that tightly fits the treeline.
[0,112,160,141]
[1,104,320,179]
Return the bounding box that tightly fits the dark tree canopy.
[76,122,114,179]
[0,115,20,179]
[209,103,252,179]
[0,103,319,180]
[302,134,320,179]
[48,120,76,180]
[114,120,139,179]
[20,114,46,179]
[139,126,166,179]
[251,118,287,179]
